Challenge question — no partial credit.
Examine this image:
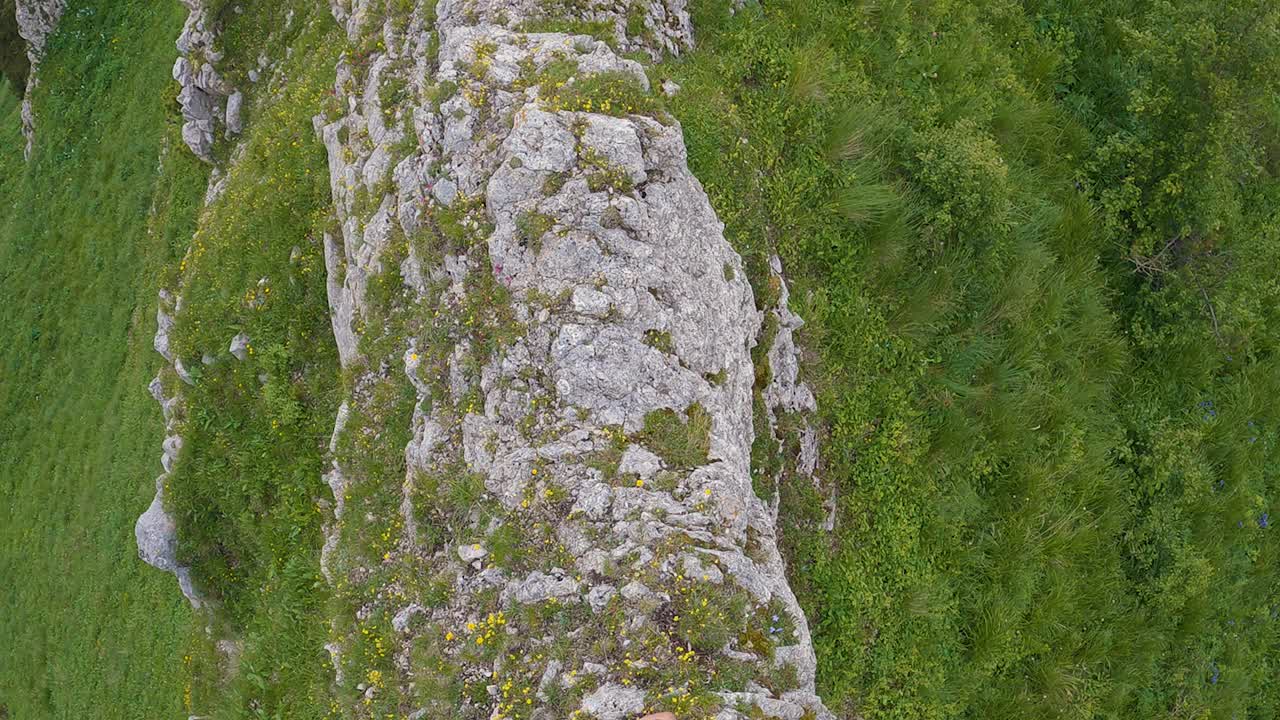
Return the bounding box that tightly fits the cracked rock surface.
[316,0,831,717]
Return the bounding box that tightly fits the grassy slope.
[0,2,207,718]
[667,1,1280,718]
[1,2,346,717]
[158,5,344,718]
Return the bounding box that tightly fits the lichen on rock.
[314,1,832,717]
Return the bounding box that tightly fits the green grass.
[637,404,712,470]
[1,1,347,718]
[158,4,345,718]
[666,0,1280,718]
[0,2,207,718]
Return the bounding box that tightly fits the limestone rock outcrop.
[14,0,67,159]
[315,0,832,717]
[14,0,61,56]
[172,0,241,161]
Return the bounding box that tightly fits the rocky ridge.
[133,0,238,611]
[14,0,66,159]
[130,0,834,716]
[315,0,832,717]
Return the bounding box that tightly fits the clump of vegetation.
[672,581,745,653]
[539,67,663,120]
[643,328,674,353]
[580,147,635,194]
[624,2,651,42]
[542,171,568,196]
[425,79,457,110]
[515,210,554,253]
[637,403,712,470]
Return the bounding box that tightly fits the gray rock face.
[316,0,831,718]
[15,0,63,57]
[135,480,202,608]
[581,683,646,720]
[171,0,241,161]
[229,332,251,361]
[15,0,67,159]
[225,90,244,136]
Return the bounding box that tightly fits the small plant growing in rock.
[425,79,458,110]
[515,210,554,253]
[644,328,674,354]
[636,403,712,469]
[542,171,569,196]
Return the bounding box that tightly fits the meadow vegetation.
[156,3,345,717]
[0,2,203,717]
[665,1,1280,718]
[1,0,345,717]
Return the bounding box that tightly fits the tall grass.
[668,0,1280,718]
[0,2,205,718]
[2,1,347,717]
[158,3,344,717]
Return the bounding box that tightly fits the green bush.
[909,119,1012,241]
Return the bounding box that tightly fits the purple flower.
[1199,399,1217,421]
[1210,662,1220,685]
[1260,512,1270,529]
